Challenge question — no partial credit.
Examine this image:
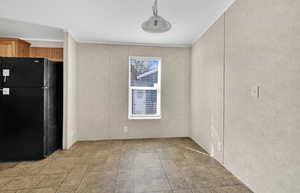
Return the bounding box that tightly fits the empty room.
[0,0,299,193]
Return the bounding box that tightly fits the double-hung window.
[128,56,161,119]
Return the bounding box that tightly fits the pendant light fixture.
[142,0,171,33]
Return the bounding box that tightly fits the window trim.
[128,56,161,120]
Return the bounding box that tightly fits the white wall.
[63,1,300,191]
[63,32,77,149]
[224,0,300,192]
[191,15,225,163]
[191,0,300,192]
[76,44,190,140]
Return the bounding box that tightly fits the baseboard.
[189,136,211,155]
[76,136,190,142]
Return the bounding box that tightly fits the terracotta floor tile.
[168,177,190,190]
[217,176,241,187]
[18,188,56,193]
[59,171,85,189]
[139,191,172,193]
[118,169,135,181]
[135,177,171,193]
[55,189,75,193]
[56,185,79,193]
[0,138,252,193]
[2,176,43,190]
[134,167,166,179]
[0,191,16,193]
[35,174,66,188]
[77,183,115,193]
[0,166,24,177]
[214,185,253,193]
[191,187,216,193]
[173,190,193,193]
[115,179,135,193]
[209,165,232,178]
[0,177,14,188]
[185,176,221,190]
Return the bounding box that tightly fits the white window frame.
[128,56,161,120]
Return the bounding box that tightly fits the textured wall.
[76,44,190,140]
[191,0,300,192]
[63,32,77,149]
[224,0,300,192]
[191,15,225,163]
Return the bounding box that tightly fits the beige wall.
[191,0,300,192]
[76,44,190,140]
[224,0,300,192]
[63,32,78,149]
[191,15,225,163]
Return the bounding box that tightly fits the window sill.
[128,116,161,120]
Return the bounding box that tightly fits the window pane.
[130,58,159,87]
[132,90,157,115]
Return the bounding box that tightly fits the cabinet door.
[17,40,30,57]
[30,47,63,62]
[0,40,16,57]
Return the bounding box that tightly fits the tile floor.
[0,138,253,193]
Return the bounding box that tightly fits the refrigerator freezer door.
[0,87,46,161]
[1,58,47,87]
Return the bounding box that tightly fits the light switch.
[3,69,10,77]
[2,88,10,95]
[251,86,260,98]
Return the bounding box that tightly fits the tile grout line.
[157,150,175,193]
[114,142,125,193]
[54,156,89,193]
[0,139,252,193]
[0,160,52,192]
[44,162,71,193]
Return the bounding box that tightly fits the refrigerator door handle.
[2,69,10,83]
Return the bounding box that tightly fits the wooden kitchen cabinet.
[0,38,30,57]
[30,47,63,62]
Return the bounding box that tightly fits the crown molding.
[77,40,192,48]
[22,38,63,42]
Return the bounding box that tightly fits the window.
[128,56,161,119]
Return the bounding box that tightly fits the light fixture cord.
[152,0,158,16]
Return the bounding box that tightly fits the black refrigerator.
[0,57,63,161]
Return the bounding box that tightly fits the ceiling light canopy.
[142,0,171,33]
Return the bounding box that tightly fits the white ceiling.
[0,18,64,41]
[0,0,234,46]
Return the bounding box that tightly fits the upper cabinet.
[0,38,63,62]
[30,47,63,62]
[0,38,30,57]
